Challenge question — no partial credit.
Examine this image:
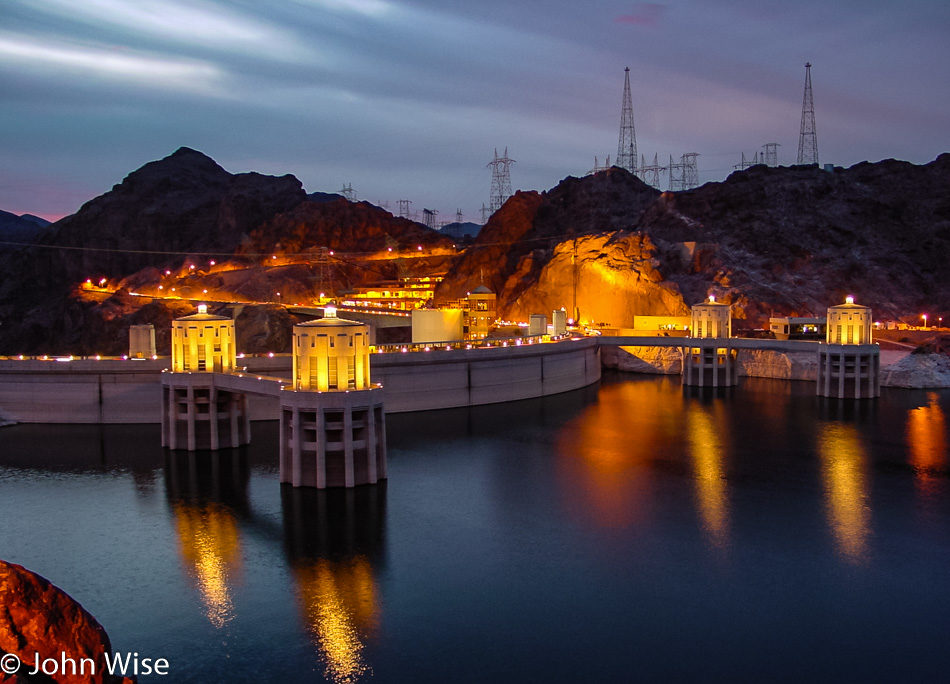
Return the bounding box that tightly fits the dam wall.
[0,338,600,424]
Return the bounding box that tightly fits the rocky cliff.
[437,156,950,328]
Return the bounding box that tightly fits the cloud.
[0,33,224,93]
[615,3,666,26]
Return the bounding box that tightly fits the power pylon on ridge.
[734,151,759,170]
[480,203,490,224]
[397,199,413,219]
[616,66,638,175]
[487,147,515,213]
[797,62,818,165]
[340,183,355,201]
[589,155,611,174]
[669,153,700,191]
[639,153,666,189]
[422,208,438,230]
[456,208,463,224]
[762,142,780,167]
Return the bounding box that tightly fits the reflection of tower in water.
[685,399,731,550]
[816,423,870,564]
[282,485,387,684]
[906,392,948,500]
[165,450,249,629]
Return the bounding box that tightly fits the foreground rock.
[0,561,135,684]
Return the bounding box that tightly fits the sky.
[2,0,949,223]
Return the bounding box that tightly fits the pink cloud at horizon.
[615,3,666,26]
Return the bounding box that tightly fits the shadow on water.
[385,378,601,446]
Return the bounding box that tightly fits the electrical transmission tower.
[480,203,490,224]
[397,199,413,219]
[734,151,759,170]
[456,208,463,224]
[669,153,700,191]
[616,67,638,174]
[797,62,818,165]
[313,247,333,297]
[762,142,780,166]
[589,155,611,175]
[487,147,515,213]
[340,183,356,201]
[638,153,666,188]
[422,208,438,230]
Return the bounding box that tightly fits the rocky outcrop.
[241,198,454,256]
[881,351,950,388]
[0,560,134,684]
[600,345,681,374]
[738,349,819,380]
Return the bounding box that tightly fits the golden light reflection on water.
[817,423,870,563]
[173,502,242,628]
[555,380,680,528]
[686,403,730,549]
[907,392,947,496]
[293,556,378,684]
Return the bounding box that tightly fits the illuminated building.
[411,308,463,343]
[162,304,250,451]
[682,296,737,387]
[129,324,156,359]
[816,296,880,398]
[769,316,826,340]
[460,286,496,340]
[280,306,386,488]
[342,276,443,311]
[528,314,547,337]
[552,309,567,336]
[170,304,236,373]
[293,307,371,392]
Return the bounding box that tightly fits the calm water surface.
[1,374,949,682]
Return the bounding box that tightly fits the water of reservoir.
[1,374,949,682]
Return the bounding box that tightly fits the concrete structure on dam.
[0,336,601,425]
[816,296,880,399]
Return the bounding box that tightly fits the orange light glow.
[172,502,242,628]
[817,423,870,564]
[907,392,947,499]
[292,557,378,684]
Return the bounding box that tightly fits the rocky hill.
[437,156,950,327]
[0,148,450,355]
[0,209,49,243]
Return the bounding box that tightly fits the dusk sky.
[2,0,949,222]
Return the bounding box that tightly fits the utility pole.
[487,147,515,213]
[797,62,819,165]
[616,67,638,174]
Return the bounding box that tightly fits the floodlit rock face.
[503,233,689,326]
[439,156,950,329]
[0,560,135,684]
[881,351,950,388]
[600,345,681,374]
[738,349,819,380]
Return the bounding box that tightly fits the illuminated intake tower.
[682,296,738,388]
[162,305,250,450]
[816,296,880,398]
[280,307,386,488]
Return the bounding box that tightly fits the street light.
[922,314,928,328]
